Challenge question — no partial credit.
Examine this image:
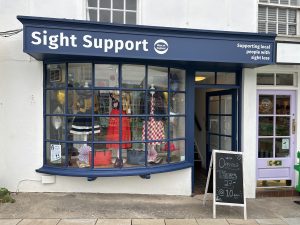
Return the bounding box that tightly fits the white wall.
[141,0,257,32]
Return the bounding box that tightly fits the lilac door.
[257,90,296,187]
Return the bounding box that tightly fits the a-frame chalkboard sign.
[203,150,247,220]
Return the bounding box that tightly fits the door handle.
[292,119,296,134]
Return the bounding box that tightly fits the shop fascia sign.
[23,25,275,64]
[29,29,169,55]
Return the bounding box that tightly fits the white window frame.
[86,0,138,24]
[258,0,299,35]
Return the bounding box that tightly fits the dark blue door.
[206,89,237,169]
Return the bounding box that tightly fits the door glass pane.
[220,136,232,150]
[259,117,273,136]
[210,135,219,152]
[195,72,215,84]
[209,116,219,134]
[276,74,293,86]
[209,96,219,114]
[276,117,290,136]
[258,138,273,158]
[257,73,274,85]
[221,95,232,114]
[276,95,290,115]
[259,95,274,114]
[275,138,290,157]
[220,116,232,135]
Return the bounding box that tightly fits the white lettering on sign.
[236,43,271,62]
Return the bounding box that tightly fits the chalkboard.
[215,152,244,204]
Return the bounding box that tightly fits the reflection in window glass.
[46,64,66,88]
[100,10,111,22]
[122,91,145,115]
[88,9,98,21]
[195,72,215,84]
[217,72,236,85]
[113,11,124,23]
[100,0,111,8]
[68,63,92,88]
[170,93,185,114]
[220,136,232,151]
[95,64,119,87]
[258,138,273,158]
[209,96,219,114]
[148,66,168,90]
[122,64,145,88]
[126,12,136,24]
[88,0,97,7]
[221,95,232,114]
[276,117,290,136]
[46,90,65,114]
[209,116,219,134]
[170,68,186,91]
[257,73,274,85]
[170,116,185,139]
[126,0,137,10]
[259,117,273,136]
[220,116,232,136]
[46,116,65,141]
[113,0,124,9]
[167,140,185,163]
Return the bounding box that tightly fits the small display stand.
[203,149,247,220]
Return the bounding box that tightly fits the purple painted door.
[257,90,296,187]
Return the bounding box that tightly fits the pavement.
[0,193,300,225]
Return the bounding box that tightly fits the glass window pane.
[68,63,92,88]
[94,116,112,141]
[148,142,167,166]
[94,90,111,115]
[276,95,290,114]
[100,10,111,22]
[100,0,111,8]
[209,116,219,134]
[46,64,66,88]
[46,116,65,140]
[68,143,92,168]
[221,95,232,114]
[46,142,66,167]
[113,0,124,9]
[220,116,232,135]
[68,116,94,141]
[276,74,293,86]
[148,66,168,90]
[259,95,274,114]
[259,117,274,136]
[130,117,145,143]
[170,93,185,114]
[125,12,136,24]
[220,136,232,151]
[121,91,145,115]
[92,147,114,168]
[167,140,185,163]
[67,90,93,114]
[122,64,145,88]
[257,73,274,85]
[143,117,168,142]
[126,0,136,10]
[210,135,219,152]
[113,11,124,24]
[268,22,277,33]
[258,138,273,158]
[170,68,185,91]
[95,64,119,87]
[276,117,290,136]
[88,0,98,7]
[144,91,168,115]
[209,96,219,114]
[46,90,65,114]
[216,72,236,85]
[195,72,215,84]
[278,23,287,35]
[275,138,290,157]
[288,25,296,35]
[125,148,146,167]
[88,9,98,21]
[170,116,185,139]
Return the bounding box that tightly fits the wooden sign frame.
[203,149,247,220]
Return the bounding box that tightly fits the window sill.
[36,162,193,180]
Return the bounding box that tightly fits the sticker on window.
[282,139,289,150]
[50,144,62,163]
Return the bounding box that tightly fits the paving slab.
[165,219,198,225]
[96,219,131,225]
[197,219,229,225]
[132,219,165,225]
[282,218,300,225]
[58,219,97,225]
[0,219,21,225]
[18,219,60,225]
[256,218,287,225]
[227,219,258,225]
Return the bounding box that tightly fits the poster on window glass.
[282,139,289,150]
[50,144,61,163]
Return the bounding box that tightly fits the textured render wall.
[141,0,257,32]
[0,0,192,195]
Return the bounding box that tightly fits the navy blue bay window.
[42,62,189,177]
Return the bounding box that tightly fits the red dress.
[106,109,131,149]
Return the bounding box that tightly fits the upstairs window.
[258,0,299,35]
[87,0,137,24]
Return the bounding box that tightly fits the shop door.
[206,90,237,168]
[257,91,296,186]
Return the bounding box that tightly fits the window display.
[45,63,186,171]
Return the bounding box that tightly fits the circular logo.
[154,39,168,54]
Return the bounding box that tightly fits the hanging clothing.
[70,114,100,135]
[106,108,131,149]
[142,95,165,145]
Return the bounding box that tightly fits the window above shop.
[257,73,297,86]
[195,72,237,85]
[258,0,299,35]
[43,62,188,177]
[86,0,137,24]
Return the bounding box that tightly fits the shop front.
[17,16,275,195]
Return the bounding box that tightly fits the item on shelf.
[127,150,145,165]
[78,145,91,164]
[89,150,112,166]
[162,142,177,152]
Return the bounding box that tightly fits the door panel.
[257,90,295,186]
